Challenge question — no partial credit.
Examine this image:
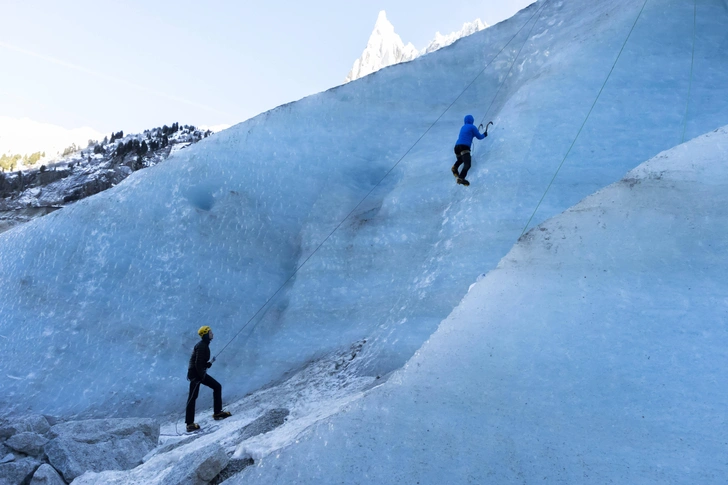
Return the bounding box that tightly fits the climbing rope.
[519,0,650,238]
[163,2,552,435]
[212,1,550,360]
[479,0,550,128]
[470,0,549,163]
[681,0,697,144]
[166,0,651,434]
[169,379,202,436]
[327,2,552,369]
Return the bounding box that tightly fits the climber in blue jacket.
[451,115,488,186]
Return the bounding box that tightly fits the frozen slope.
[237,125,728,484]
[1,0,728,419]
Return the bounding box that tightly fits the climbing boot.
[186,423,200,432]
[451,165,459,177]
[212,411,232,421]
[456,178,470,186]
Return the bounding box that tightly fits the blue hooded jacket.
[455,115,486,146]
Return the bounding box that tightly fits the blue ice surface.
[0,0,727,426]
[238,126,728,484]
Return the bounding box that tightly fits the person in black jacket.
[185,326,231,432]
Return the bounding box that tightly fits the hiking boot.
[456,178,470,186]
[212,411,232,421]
[451,165,459,177]
[186,423,200,432]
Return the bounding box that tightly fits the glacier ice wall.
[1,0,727,419]
[236,126,728,484]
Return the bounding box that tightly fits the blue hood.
[456,114,487,146]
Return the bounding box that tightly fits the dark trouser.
[185,374,222,424]
[453,144,472,179]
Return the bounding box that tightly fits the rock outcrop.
[159,443,229,485]
[29,464,65,485]
[5,432,48,459]
[0,415,51,439]
[43,418,159,482]
[0,456,41,485]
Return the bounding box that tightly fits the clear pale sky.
[1,0,534,135]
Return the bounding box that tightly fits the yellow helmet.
[198,326,212,337]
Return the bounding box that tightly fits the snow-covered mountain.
[2,0,728,482]
[345,11,419,83]
[345,11,487,82]
[422,18,487,55]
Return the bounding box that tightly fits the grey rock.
[6,433,49,458]
[239,408,289,441]
[114,165,133,179]
[0,457,40,485]
[44,418,159,482]
[0,415,51,439]
[210,457,254,485]
[0,454,13,465]
[38,170,70,186]
[160,443,229,485]
[47,418,158,442]
[42,417,60,427]
[29,464,65,485]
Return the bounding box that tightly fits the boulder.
[0,457,40,485]
[44,418,159,482]
[72,442,229,485]
[62,189,84,203]
[0,454,13,465]
[0,415,51,439]
[113,165,133,182]
[160,442,229,485]
[81,175,112,198]
[6,433,48,458]
[29,464,65,485]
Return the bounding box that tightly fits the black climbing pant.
[185,374,222,424]
[453,144,471,179]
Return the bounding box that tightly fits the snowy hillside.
[421,18,487,55]
[345,11,487,82]
[0,0,727,482]
[0,123,213,233]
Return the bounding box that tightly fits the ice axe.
[480,121,493,136]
